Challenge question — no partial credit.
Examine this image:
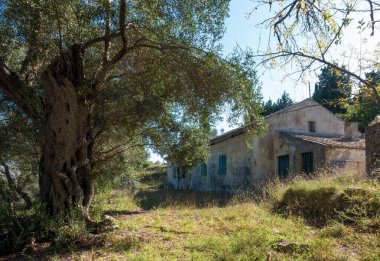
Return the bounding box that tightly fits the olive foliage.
[0,0,263,213]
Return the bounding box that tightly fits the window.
[200,162,207,176]
[172,166,177,179]
[218,155,227,175]
[278,155,290,179]
[302,152,314,174]
[308,121,316,132]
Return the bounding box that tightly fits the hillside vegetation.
[5,169,380,260]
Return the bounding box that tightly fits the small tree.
[313,66,352,114]
[262,91,294,116]
[344,70,380,131]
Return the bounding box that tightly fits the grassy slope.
[13,170,380,261]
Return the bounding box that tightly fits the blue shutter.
[172,166,177,179]
[219,155,227,175]
[201,162,207,176]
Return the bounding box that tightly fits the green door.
[278,155,289,179]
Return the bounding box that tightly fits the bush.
[271,170,380,226]
[0,202,32,254]
[0,202,89,255]
[276,186,341,225]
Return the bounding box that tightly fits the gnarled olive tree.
[0,0,263,218]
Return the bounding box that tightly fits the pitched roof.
[265,98,344,122]
[210,126,245,145]
[280,131,365,149]
[208,99,345,146]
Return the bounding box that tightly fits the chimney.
[344,122,361,139]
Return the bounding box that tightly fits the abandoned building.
[167,99,366,192]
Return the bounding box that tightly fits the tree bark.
[39,45,95,216]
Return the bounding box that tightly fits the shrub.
[276,186,341,225]
[0,202,32,254]
[0,202,89,255]
[272,170,380,226]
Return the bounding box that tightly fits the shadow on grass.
[5,233,139,261]
[103,209,149,216]
[134,189,235,210]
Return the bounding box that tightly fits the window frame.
[301,152,314,174]
[218,154,227,175]
[278,154,290,179]
[308,121,316,132]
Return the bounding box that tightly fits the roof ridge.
[264,98,318,118]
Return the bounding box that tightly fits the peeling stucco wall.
[276,133,326,175]
[168,99,366,191]
[250,99,345,180]
[191,134,253,192]
[265,99,345,135]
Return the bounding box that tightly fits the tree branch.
[273,0,298,44]
[367,0,376,36]
[0,60,42,119]
[1,163,32,209]
[92,0,129,91]
[257,51,380,101]
[103,0,111,64]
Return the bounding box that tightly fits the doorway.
[278,155,290,179]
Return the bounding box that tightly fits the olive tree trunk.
[39,45,95,216]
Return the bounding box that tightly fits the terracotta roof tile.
[281,132,365,149]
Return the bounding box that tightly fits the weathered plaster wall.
[190,134,253,192]
[168,100,366,191]
[325,148,365,173]
[250,100,345,180]
[275,134,326,175]
[266,100,345,135]
[167,165,187,190]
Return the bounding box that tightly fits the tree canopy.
[262,91,294,116]
[313,65,352,114]
[0,0,263,216]
[344,70,380,131]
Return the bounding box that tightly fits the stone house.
[167,99,366,192]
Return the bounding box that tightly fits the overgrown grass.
[137,164,167,190]
[0,203,90,256]
[266,170,380,227]
[5,169,380,260]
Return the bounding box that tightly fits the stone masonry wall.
[366,116,380,174]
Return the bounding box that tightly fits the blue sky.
[222,0,315,102]
[222,0,380,102]
[210,0,315,137]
